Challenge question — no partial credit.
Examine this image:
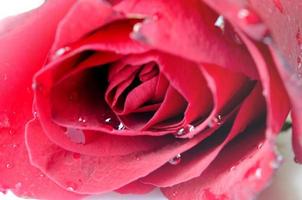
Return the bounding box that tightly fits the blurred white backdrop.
[0,1,302,199]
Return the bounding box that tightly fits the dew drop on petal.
[255,168,262,179]
[54,47,71,57]
[0,113,10,128]
[214,15,225,32]
[175,124,194,137]
[5,162,14,169]
[169,154,182,165]
[65,127,85,144]
[230,166,236,171]
[73,153,81,160]
[15,182,22,190]
[270,154,283,169]
[105,118,111,123]
[117,122,125,130]
[66,182,77,192]
[257,143,263,149]
[237,8,261,24]
[294,156,302,164]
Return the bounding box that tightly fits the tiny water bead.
[0,113,10,128]
[169,154,182,165]
[209,115,223,127]
[270,154,283,169]
[117,122,125,130]
[77,116,87,126]
[214,15,225,32]
[255,168,263,179]
[54,47,71,57]
[66,182,77,192]
[5,162,14,169]
[175,124,195,137]
[257,143,263,149]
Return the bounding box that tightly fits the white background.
[0,1,302,199]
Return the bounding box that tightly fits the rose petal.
[0,0,85,199]
[115,0,259,78]
[25,118,220,194]
[141,83,266,187]
[162,126,276,200]
[115,181,155,195]
[51,0,123,52]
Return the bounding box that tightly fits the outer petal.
[248,0,302,162]
[114,0,259,79]
[161,126,278,200]
[0,0,84,199]
[25,117,224,194]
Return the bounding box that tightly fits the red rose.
[0,0,299,199]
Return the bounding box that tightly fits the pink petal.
[162,126,277,200]
[25,118,221,194]
[141,83,266,187]
[0,0,85,199]
[115,0,259,78]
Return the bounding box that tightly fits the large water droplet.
[169,154,182,165]
[0,113,10,128]
[175,124,194,138]
[65,127,85,144]
[237,8,261,24]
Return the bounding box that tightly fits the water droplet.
[105,118,111,123]
[169,154,181,165]
[209,115,223,127]
[15,182,22,189]
[175,124,194,137]
[255,168,262,179]
[257,143,263,149]
[66,183,77,192]
[10,144,18,149]
[1,73,8,81]
[270,154,283,169]
[0,113,10,128]
[230,166,236,171]
[296,28,302,48]
[54,47,71,57]
[73,153,81,159]
[65,127,85,144]
[39,173,45,177]
[8,128,15,136]
[117,122,125,130]
[5,162,14,169]
[273,0,284,13]
[233,33,243,45]
[294,156,302,164]
[172,191,178,197]
[78,116,87,126]
[131,22,148,42]
[237,8,261,24]
[133,23,142,33]
[214,15,225,31]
